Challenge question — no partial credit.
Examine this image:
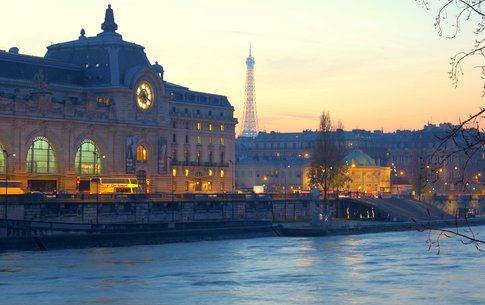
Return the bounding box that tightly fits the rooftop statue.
[101,4,118,32]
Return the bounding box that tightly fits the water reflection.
[0,227,484,305]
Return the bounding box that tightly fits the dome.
[343,149,376,167]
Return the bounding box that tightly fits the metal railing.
[0,192,313,204]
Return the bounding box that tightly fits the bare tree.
[415,1,484,180]
[307,111,347,203]
[410,143,431,200]
[407,2,485,252]
[417,0,485,94]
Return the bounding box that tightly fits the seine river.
[1,226,484,305]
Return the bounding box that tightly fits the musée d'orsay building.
[0,5,236,193]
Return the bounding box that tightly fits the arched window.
[26,137,56,174]
[75,140,101,175]
[0,144,5,174]
[137,145,148,162]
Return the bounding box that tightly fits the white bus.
[90,177,139,194]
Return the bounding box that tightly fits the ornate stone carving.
[33,69,49,92]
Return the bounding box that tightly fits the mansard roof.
[254,131,319,142]
[0,51,83,85]
[0,5,233,108]
[165,82,232,108]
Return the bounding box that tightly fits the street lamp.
[168,157,175,200]
[284,165,291,203]
[93,151,104,225]
[229,160,234,193]
[2,149,16,235]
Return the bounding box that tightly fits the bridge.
[334,197,452,221]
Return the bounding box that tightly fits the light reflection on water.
[0,226,484,305]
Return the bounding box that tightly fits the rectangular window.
[209,137,214,144]
[184,181,189,191]
[220,152,225,164]
[185,135,189,144]
[209,123,214,132]
[172,134,177,143]
[172,168,177,177]
[220,169,225,178]
[208,169,213,176]
[220,137,225,146]
[184,169,190,177]
[172,149,177,162]
[197,136,202,145]
[209,151,213,164]
[172,182,176,192]
[197,122,202,131]
[220,182,225,191]
[197,150,201,164]
[184,149,190,162]
[208,181,213,191]
[220,124,225,132]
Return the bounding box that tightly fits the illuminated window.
[75,140,101,175]
[184,168,190,177]
[0,144,5,173]
[209,123,214,132]
[172,182,176,192]
[184,181,189,191]
[172,168,177,177]
[197,122,202,131]
[220,137,225,146]
[208,181,212,191]
[27,137,56,174]
[220,124,225,132]
[220,169,225,178]
[104,97,110,106]
[197,136,202,145]
[209,137,214,144]
[136,145,148,162]
[208,169,214,176]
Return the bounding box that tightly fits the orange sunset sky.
[0,0,483,133]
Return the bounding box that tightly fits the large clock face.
[136,82,153,110]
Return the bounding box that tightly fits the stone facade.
[0,5,236,194]
[236,127,484,194]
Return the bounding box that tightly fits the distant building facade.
[343,150,391,194]
[0,5,236,193]
[236,126,484,194]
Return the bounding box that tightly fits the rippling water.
[1,226,484,305]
